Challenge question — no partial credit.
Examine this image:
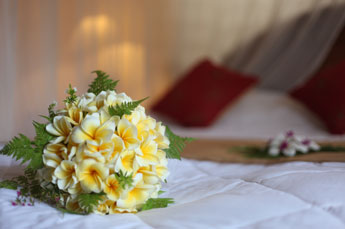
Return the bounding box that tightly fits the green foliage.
[30,121,54,169]
[115,171,133,189]
[33,121,54,149]
[0,121,53,170]
[0,180,18,190]
[0,134,40,169]
[228,145,345,159]
[88,70,119,95]
[140,198,174,211]
[163,126,195,160]
[78,193,105,214]
[12,169,62,203]
[108,97,148,118]
[15,169,40,198]
[64,84,78,104]
[40,102,57,122]
[0,169,69,209]
[228,146,273,159]
[319,145,345,152]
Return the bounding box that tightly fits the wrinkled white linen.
[1,153,345,229]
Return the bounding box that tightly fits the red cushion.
[290,60,345,134]
[151,59,258,126]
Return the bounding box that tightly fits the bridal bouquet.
[0,71,193,215]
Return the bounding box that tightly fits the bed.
[1,89,345,228]
[161,89,345,141]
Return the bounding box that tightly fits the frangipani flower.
[71,113,115,144]
[46,116,72,144]
[107,200,135,214]
[96,91,132,109]
[66,106,84,125]
[135,137,159,167]
[78,92,97,113]
[77,159,109,193]
[95,200,110,215]
[43,143,69,168]
[95,91,110,109]
[116,119,140,149]
[84,139,114,157]
[268,131,320,157]
[95,91,115,108]
[76,140,114,164]
[155,165,169,181]
[104,175,122,201]
[98,107,119,125]
[135,116,156,141]
[116,173,155,211]
[154,122,170,149]
[114,150,139,174]
[107,201,121,214]
[124,106,146,126]
[138,166,160,185]
[301,138,320,151]
[107,92,132,107]
[108,135,125,164]
[155,150,170,181]
[54,160,78,191]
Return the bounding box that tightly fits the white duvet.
[1,90,345,228]
[1,154,345,229]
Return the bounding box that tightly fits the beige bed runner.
[182,139,345,164]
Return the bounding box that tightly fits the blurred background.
[1,0,345,141]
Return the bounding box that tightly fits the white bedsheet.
[1,154,345,229]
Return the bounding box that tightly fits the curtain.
[168,0,345,90]
[0,0,344,141]
[0,0,173,141]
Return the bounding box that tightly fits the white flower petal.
[81,114,101,137]
[46,123,60,136]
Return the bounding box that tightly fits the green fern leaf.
[5,169,64,206]
[30,121,53,169]
[27,153,44,170]
[78,193,105,214]
[140,198,174,211]
[33,121,54,149]
[0,121,52,170]
[0,134,40,168]
[115,171,133,189]
[319,145,345,152]
[88,70,119,95]
[108,97,148,118]
[163,126,195,160]
[0,180,18,190]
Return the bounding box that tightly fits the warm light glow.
[99,42,146,98]
[80,15,110,35]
